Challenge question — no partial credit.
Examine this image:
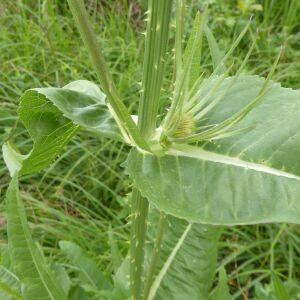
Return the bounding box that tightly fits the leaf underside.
[112,211,222,300]
[126,75,300,225]
[5,175,67,300]
[146,210,222,300]
[17,80,122,175]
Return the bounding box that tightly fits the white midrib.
[147,224,192,300]
[168,144,300,181]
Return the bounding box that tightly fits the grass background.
[0,0,300,299]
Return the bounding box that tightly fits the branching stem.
[68,1,172,299]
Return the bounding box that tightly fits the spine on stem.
[130,0,172,299]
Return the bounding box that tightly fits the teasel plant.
[160,13,281,146]
[2,0,300,299]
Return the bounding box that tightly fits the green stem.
[68,1,171,299]
[130,190,149,300]
[67,0,149,151]
[138,0,173,138]
[143,213,166,300]
[130,1,172,299]
[175,0,184,81]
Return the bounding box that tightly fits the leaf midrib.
[167,144,300,181]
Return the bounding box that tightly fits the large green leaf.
[146,211,222,300]
[17,80,122,175]
[5,175,67,300]
[126,75,300,225]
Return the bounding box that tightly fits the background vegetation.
[1,0,300,298]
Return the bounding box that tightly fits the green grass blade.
[6,175,67,300]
